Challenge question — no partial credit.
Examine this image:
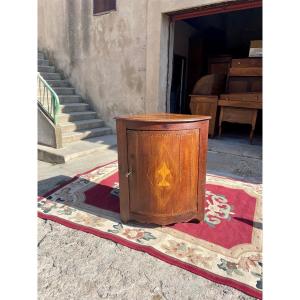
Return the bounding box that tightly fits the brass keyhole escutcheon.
[125,170,132,178]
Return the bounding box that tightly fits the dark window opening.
[93,0,116,16]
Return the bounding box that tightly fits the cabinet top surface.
[115,113,211,123]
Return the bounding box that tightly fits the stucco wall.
[38,0,232,129]
[38,0,148,130]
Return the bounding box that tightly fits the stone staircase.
[38,51,117,163]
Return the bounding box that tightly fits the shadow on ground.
[38,175,72,195]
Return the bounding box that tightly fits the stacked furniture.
[218,58,262,143]
[189,56,262,143]
[189,55,230,137]
[226,58,262,92]
[189,72,226,137]
[208,55,232,75]
[190,95,218,137]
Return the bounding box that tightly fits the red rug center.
[84,172,257,249]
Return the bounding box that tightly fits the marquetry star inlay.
[157,162,171,187]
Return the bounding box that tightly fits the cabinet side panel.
[116,119,130,222]
[197,121,209,220]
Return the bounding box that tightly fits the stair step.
[38,65,55,73]
[53,87,75,95]
[38,135,117,164]
[37,52,113,148]
[60,119,105,132]
[60,103,89,113]
[59,95,82,104]
[57,111,97,122]
[40,72,62,80]
[47,80,70,87]
[38,59,49,66]
[62,127,112,144]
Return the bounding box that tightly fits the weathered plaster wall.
[38,0,148,130]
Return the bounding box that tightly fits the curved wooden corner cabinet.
[115,113,211,226]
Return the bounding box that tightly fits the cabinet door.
[127,129,199,219]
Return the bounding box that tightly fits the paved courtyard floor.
[38,135,262,300]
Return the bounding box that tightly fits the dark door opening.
[170,5,262,143]
[170,55,186,113]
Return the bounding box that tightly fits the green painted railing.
[37,72,60,124]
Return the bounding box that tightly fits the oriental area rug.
[38,161,262,299]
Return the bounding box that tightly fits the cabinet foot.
[120,215,130,224]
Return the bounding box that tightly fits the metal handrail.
[37,72,60,124]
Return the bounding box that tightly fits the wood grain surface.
[190,95,218,137]
[116,114,210,225]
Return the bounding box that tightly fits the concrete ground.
[38,135,262,300]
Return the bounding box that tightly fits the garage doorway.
[169,1,262,144]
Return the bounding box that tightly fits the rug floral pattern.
[38,161,262,298]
